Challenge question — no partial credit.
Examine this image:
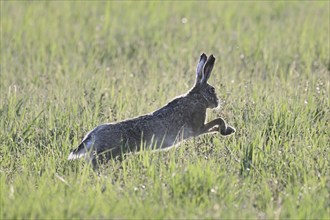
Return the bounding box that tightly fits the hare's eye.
[209,87,215,93]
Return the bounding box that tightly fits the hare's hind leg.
[201,118,236,136]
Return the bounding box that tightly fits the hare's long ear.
[201,54,215,84]
[196,53,207,85]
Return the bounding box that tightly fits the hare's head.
[190,53,219,109]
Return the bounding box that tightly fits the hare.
[68,53,235,164]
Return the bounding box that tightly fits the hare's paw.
[221,125,236,136]
[208,125,220,133]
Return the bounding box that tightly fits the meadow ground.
[1,1,329,219]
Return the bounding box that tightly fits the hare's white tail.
[67,134,94,160]
[67,146,87,160]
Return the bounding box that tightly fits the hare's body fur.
[68,54,235,163]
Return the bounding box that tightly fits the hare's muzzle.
[210,97,219,109]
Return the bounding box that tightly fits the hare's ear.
[196,53,207,85]
[201,54,215,84]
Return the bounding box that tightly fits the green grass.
[1,1,329,219]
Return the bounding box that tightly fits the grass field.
[1,1,329,219]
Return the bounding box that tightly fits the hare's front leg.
[200,118,236,136]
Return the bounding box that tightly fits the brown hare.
[68,53,235,164]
